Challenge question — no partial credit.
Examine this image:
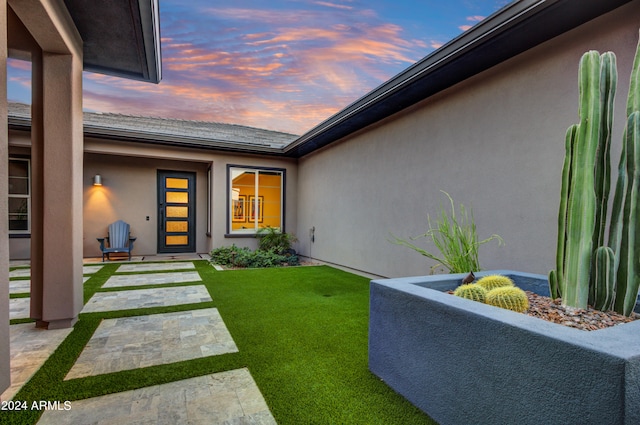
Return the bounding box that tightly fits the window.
[8,158,30,234]
[228,165,284,234]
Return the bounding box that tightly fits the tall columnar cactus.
[549,50,616,310]
[611,112,640,315]
[550,32,640,316]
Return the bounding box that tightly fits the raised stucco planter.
[369,270,640,425]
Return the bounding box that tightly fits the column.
[0,0,11,399]
[35,52,84,329]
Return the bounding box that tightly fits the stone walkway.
[6,257,276,424]
[66,308,238,379]
[103,271,202,288]
[9,297,30,320]
[0,324,73,401]
[39,369,275,425]
[116,262,196,273]
[81,286,212,313]
[9,269,97,319]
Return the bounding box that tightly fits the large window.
[8,158,30,234]
[228,165,284,234]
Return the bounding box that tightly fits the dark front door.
[157,170,196,253]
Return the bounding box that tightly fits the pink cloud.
[78,4,429,134]
[312,1,353,10]
[467,15,485,22]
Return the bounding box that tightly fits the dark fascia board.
[8,115,284,156]
[283,0,633,158]
[137,0,162,83]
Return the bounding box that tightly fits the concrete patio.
[5,255,276,424]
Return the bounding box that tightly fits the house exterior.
[2,0,161,398]
[8,103,299,260]
[4,0,640,399]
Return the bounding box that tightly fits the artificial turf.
[2,261,437,425]
[196,263,435,424]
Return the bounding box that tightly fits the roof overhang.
[8,106,289,156]
[63,0,162,83]
[284,0,633,158]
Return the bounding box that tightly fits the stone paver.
[10,278,89,294]
[39,369,276,425]
[1,323,73,401]
[83,265,104,274]
[10,297,30,320]
[103,271,201,288]
[9,268,30,278]
[66,308,238,379]
[116,262,195,273]
[9,280,30,294]
[81,286,212,313]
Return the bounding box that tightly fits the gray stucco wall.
[296,1,640,278]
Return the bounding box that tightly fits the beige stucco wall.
[296,1,640,278]
[83,153,210,257]
[9,135,298,259]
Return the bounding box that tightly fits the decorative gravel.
[448,290,639,331]
[525,291,639,331]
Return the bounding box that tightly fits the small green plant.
[256,226,298,254]
[476,275,514,291]
[485,286,529,313]
[453,284,487,303]
[391,191,503,274]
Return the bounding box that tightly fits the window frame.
[226,164,286,236]
[8,157,31,235]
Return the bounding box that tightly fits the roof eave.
[8,115,285,156]
[82,125,285,155]
[76,0,162,83]
[283,0,633,158]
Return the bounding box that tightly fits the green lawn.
[3,261,436,424]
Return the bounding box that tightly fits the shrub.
[390,191,503,274]
[256,226,298,254]
[210,245,299,268]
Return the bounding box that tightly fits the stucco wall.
[83,153,209,257]
[296,1,640,278]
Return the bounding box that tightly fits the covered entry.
[157,170,196,253]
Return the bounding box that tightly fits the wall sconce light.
[93,174,103,186]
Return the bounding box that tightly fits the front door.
[157,170,196,253]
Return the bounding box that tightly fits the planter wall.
[369,270,640,425]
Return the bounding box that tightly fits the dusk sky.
[7,0,512,135]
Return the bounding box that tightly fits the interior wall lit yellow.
[166,177,188,189]
[166,191,188,203]
[231,170,282,230]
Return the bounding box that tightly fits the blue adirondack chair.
[97,220,137,261]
